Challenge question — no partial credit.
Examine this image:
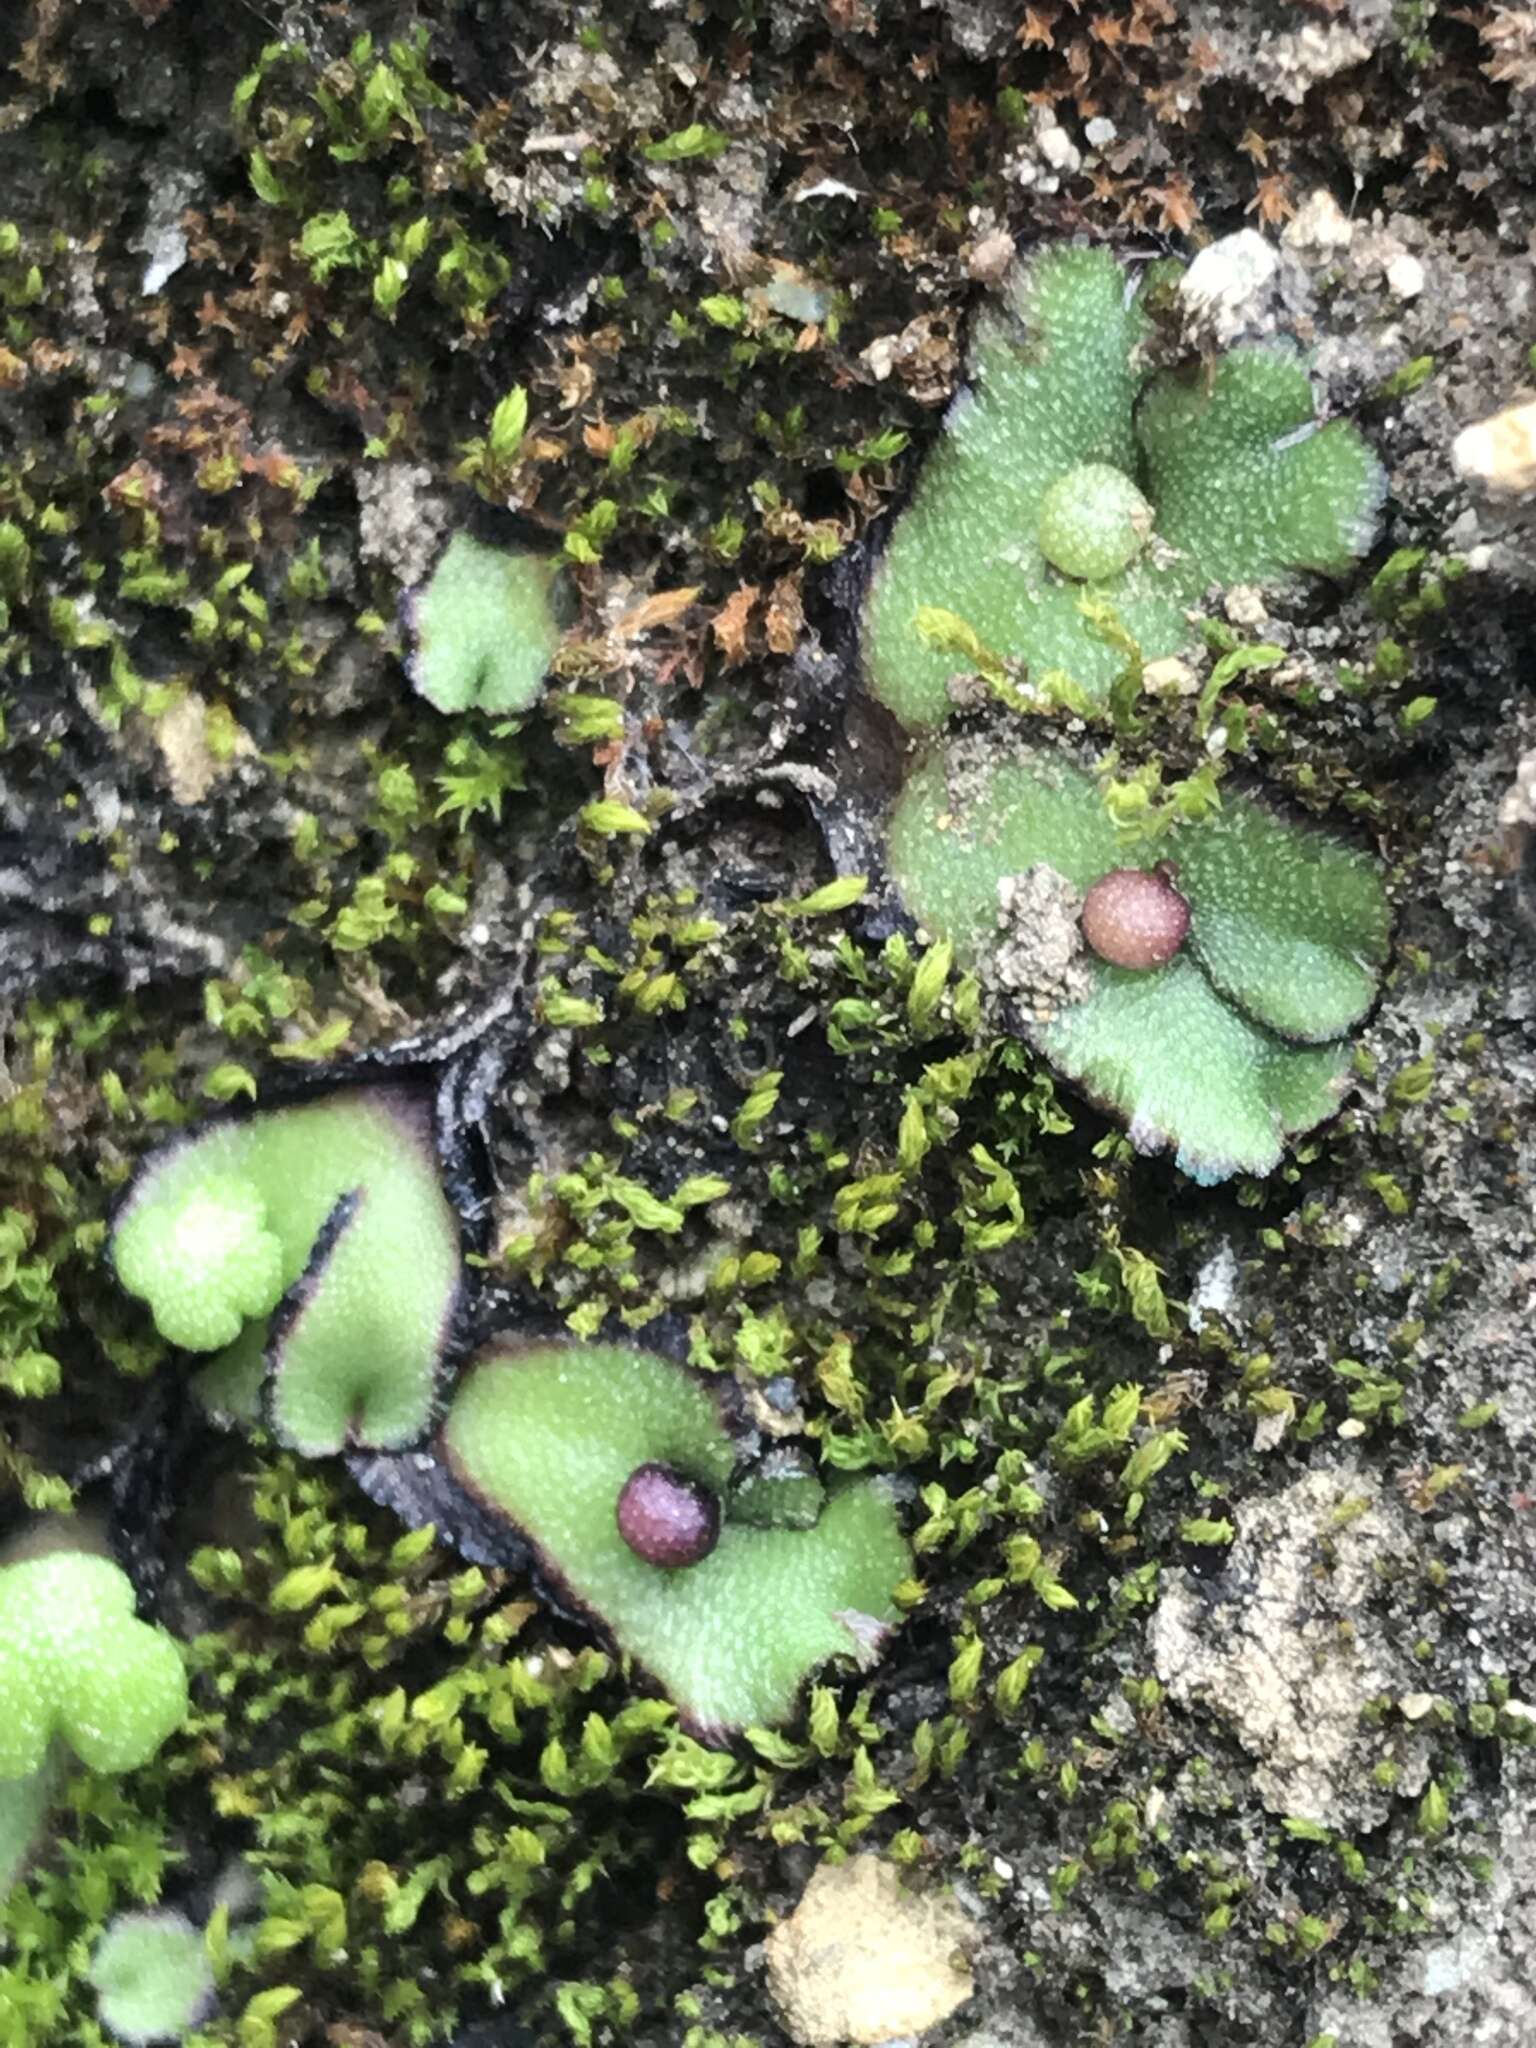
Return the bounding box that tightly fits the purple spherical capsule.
[1081,866,1190,971]
[616,1463,721,1569]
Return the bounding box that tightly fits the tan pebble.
[966,230,1016,284]
[765,1855,975,2047]
[1283,188,1354,255]
[1143,656,1199,697]
[1223,584,1270,629]
[154,691,250,806]
[1452,398,1536,496]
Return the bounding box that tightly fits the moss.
[0,1774,180,2047]
[162,1458,695,2042]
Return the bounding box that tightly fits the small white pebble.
[967,230,1017,284]
[1180,229,1279,336]
[861,334,898,382]
[1036,121,1080,175]
[1143,655,1199,697]
[1283,188,1354,255]
[1223,584,1270,628]
[1385,252,1425,300]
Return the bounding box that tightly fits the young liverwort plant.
[430,1339,911,1740]
[111,1087,461,1456]
[863,243,1386,727]
[405,531,565,717]
[886,744,1390,1181]
[0,1551,188,1782]
[88,1911,216,2046]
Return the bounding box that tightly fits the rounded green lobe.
[190,1319,267,1429]
[410,532,562,716]
[112,1170,284,1352]
[1140,347,1387,584]
[0,1553,188,1781]
[1175,800,1391,1043]
[1039,952,1351,1183]
[90,1911,213,2045]
[1037,462,1152,581]
[443,1342,910,1736]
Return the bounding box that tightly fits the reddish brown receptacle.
[1081,867,1191,971]
[616,1463,721,1568]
